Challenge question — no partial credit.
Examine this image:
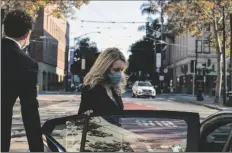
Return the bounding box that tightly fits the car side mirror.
[42,110,200,152]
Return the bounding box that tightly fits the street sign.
[156,53,161,68]
[164,68,168,73]
[159,75,164,81]
[81,59,85,70]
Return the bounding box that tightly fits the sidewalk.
[174,95,230,111]
[15,94,81,103]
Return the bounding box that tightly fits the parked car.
[41,109,232,152]
[132,81,156,98]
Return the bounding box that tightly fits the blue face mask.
[107,72,122,85]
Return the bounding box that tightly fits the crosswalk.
[11,102,80,138]
[135,120,180,127]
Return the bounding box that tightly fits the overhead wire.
[80,20,146,24]
[75,4,147,51]
[81,5,128,31]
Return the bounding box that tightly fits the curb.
[186,100,223,111]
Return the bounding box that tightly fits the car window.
[205,123,232,152]
[138,82,152,87]
[84,116,188,152]
[48,119,85,152]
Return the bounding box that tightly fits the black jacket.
[1,38,44,152]
[78,84,124,115]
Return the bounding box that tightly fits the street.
[10,92,219,152]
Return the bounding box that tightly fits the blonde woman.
[78,47,127,115]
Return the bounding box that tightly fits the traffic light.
[190,60,195,73]
[207,59,211,67]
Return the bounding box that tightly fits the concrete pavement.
[161,94,231,110]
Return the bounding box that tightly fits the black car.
[42,109,232,152]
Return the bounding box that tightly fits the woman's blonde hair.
[84,47,127,94]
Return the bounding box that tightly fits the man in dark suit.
[1,10,44,152]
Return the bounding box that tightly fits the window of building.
[50,19,52,32]
[205,23,211,32]
[52,21,54,35]
[46,15,49,29]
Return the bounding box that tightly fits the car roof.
[201,109,232,125]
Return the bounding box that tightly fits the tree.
[127,38,155,81]
[147,0,232,103]
[1,0,89,19]
[139,0,174,37]
[70,37,99,80]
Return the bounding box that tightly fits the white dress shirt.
[4,36,22,49]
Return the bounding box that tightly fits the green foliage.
[1,0,89,19]
[127,38,155,75]
[164,0,232,55]
[70,37,99,76]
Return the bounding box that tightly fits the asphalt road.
[10,92,220,152]
[123,91,218,121]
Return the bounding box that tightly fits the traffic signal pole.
[230,14,232,93]
[160,1,164,94]
[227,13,232,107]
[222,6,227,105]
[192,61,195,97]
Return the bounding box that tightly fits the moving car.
[132,81,156,98]
[42,109,232,152]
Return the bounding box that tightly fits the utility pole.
[192,61,195,97]
[222,6,227,106]
[227,13,232,107]
[230,14,232,93]
[1,9,5,37]
[160,1,164,94]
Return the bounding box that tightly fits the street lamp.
[74,31,101,39]
[74,31,101,49]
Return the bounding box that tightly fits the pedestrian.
[2,10,44,152]
[78,48,127,124]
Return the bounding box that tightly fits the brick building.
[28,6,70,91]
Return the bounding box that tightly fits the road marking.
[166,121,178,127]
[136,120,143,126]
[148,121,155,126]
[124,103,158,110]
[135,120,178,127]
[142,120,150,126]
[155,121,163,127]
[161,121,171,127]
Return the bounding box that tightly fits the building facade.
[28,6,69,91]
[165,32,219,94]
[67,46,75,85]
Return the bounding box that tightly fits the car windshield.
[138,82,152,87]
